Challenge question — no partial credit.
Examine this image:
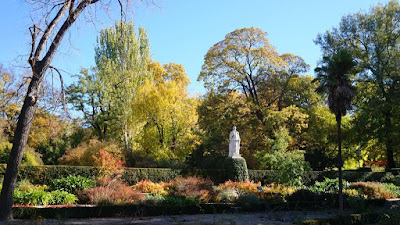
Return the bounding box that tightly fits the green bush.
[382,183,400,197]
[48,190,78,205]
[13,189,77,206]
[256,149,311,187]
[49,175,95,193]
[223,157,249,182]
[308,177,349,194]
[236,193,260,210]
[0,143,42,166]
[161,196,199,206]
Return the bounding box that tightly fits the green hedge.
[293,209,400,225]
[12,203,234,219]
[122,168,181,185]
[0,164,181,185]
[1,164,400,185]
[223,157,249,182]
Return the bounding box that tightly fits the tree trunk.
[337,115,343,214]
[384,111,396,169]
[0,74,42,220]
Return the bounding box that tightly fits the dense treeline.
[1,1,400,171]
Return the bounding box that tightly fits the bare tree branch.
[49,65,71,119]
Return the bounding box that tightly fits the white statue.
[229,126,241,158]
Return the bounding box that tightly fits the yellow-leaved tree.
[131,62,199,166]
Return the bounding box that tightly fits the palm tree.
[314,49,356,214]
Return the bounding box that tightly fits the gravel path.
[0,210,340,225]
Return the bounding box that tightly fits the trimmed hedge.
[122,168,181,185]
[12,203,234,219]
[223,157,249,182]
[292,209,400,225]
[0,164,181,185]
[1,164,400,185]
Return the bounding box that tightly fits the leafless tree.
[0,0,139,220]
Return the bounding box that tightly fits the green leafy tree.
[315,0,400,169]
[314,49,356,213]
[94,21,151,151]
[68,22,151,163]
[255,127,311,187]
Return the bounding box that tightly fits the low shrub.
[218,180,261,195]
[382,183,400,198]
[169,176,214,203]
[350,182,396,199]
[145,194,165,205]
[13,189,77,206]
[48,190,78,205]
[86,177,144,205]
[236,193,260,210]
[213,188,239,203]
[132,180,168,196]
[308,177,349,194]
[257,183,295,203]
[49,175,95,194]
[161,196,199,206]
[286,189,336,203]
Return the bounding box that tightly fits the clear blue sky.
[0,0,392,95]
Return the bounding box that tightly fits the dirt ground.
[0,210,342,225]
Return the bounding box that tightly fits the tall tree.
[315,0,400,169]
[94,21,151,151]
[314,49,356,213]
[132,62,199,166]
[0,0,131,220]
[198,27,308,123]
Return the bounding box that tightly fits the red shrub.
[87,178,144,205]
[169,176,214,202]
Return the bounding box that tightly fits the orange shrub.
[132,180,168,196]
[94,149,124,176]
[218,180,261,194]
[58,139,124,167]
[256,183,295,202]
[350,182,395,199]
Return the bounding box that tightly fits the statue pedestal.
[223,156,249,182]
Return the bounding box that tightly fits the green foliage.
[161,196,199,206]
[49,175,95,194]
[223,157,249,182]
[0,142,43,166]
[381,183,400,198]
[304,105,354,170]
[315,0,400,168]
[308,177,349,194]
[13,189,77,206]
[236,193,260,210]
[36,138,67,165]
[256,128,311,187]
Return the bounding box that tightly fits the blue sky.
[0,0,392,95]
